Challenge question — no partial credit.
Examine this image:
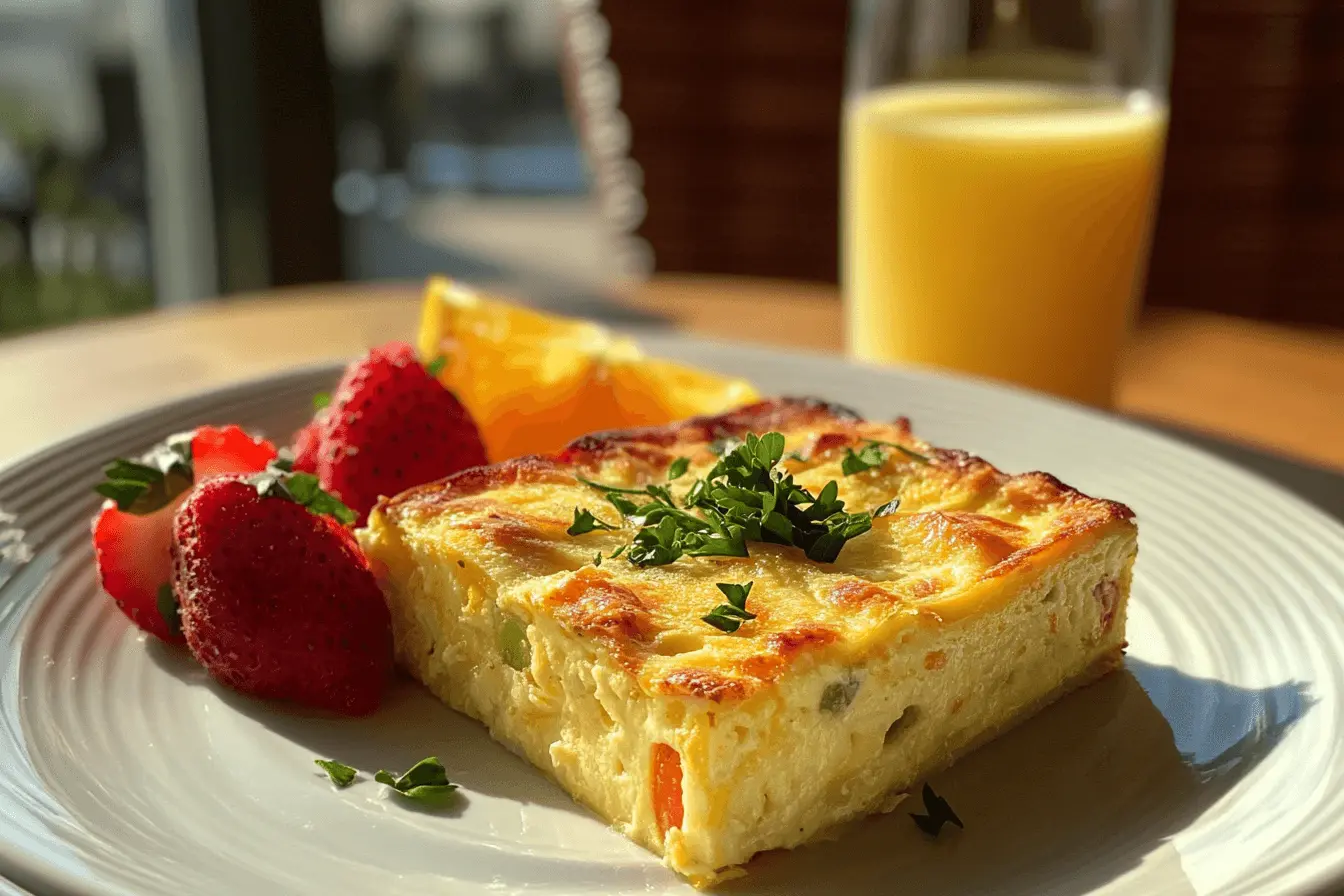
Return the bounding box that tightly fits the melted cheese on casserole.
[369,398,1132,706]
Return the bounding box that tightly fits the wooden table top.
[2,275,1342,472]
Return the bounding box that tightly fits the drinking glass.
[843,0,1171,406]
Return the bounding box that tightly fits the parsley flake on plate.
[314,759,358,788]
[909,783,963,838]
[375,757,458,805]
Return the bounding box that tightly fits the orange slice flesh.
[417,277,760,461]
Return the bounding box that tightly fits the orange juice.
[843,82,1167,405]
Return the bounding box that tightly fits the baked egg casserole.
[359,398,1137,884]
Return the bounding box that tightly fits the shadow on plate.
[722,658,1311,895]
[145,642,591,818]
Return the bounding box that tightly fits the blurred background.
[0,0,641,334]
[1,0,1342,336]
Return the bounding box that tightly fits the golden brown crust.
[557,397,862,466]
[377,397,1133,525]
[656,624,843,701]
[376,455,572,517]
[546,568,659,643]
[824,579,901,610]
[657,668,754,702]
[925,512,1030,565]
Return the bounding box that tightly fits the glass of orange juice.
[844,0,1171,406]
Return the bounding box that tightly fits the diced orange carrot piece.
[651,743,684,834]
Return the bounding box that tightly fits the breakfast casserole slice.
[358,398,1137,884]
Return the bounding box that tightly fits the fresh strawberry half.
[171,470,391,715]
[316,342,487,523]
[92,425,277,642]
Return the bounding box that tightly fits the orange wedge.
[416,277,760,460]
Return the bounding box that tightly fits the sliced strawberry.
[192,425,278,479]
[91,425,277,642]
[92,503,181,641]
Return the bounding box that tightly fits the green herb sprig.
[909,783,963,837]
[841,440,931,476]
[872,496,902,518]
[575,431,875,566]
[375,757,458,805]
[567,507,618,536]
[591,544,627,567]
[702,581,756,633]
[315,759,358,787]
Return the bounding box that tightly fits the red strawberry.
[171,471,391,715]
[92,425,276,642]
[318,342,487,523]
[291,420,322,474]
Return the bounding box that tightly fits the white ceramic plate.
[2,337,1343,896]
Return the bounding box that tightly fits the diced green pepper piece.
[820,675,862,714]
[500,618,531,670]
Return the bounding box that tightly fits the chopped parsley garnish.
[842,440,930,475]
[894,443,931,464]
[574,431,873,566]
[605,492,640,517]
[909,783,963,837]
[576,475,649,495]
[667,456,690,480]
[94,431,194,513]
[567,507,618,536]
[312,391,331,411]
[702,581,756,633]
[872,496,902,518]
[375,757,457,805]
[425,355,448,378]
[315,759,358,787]
[841,441,888,476]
